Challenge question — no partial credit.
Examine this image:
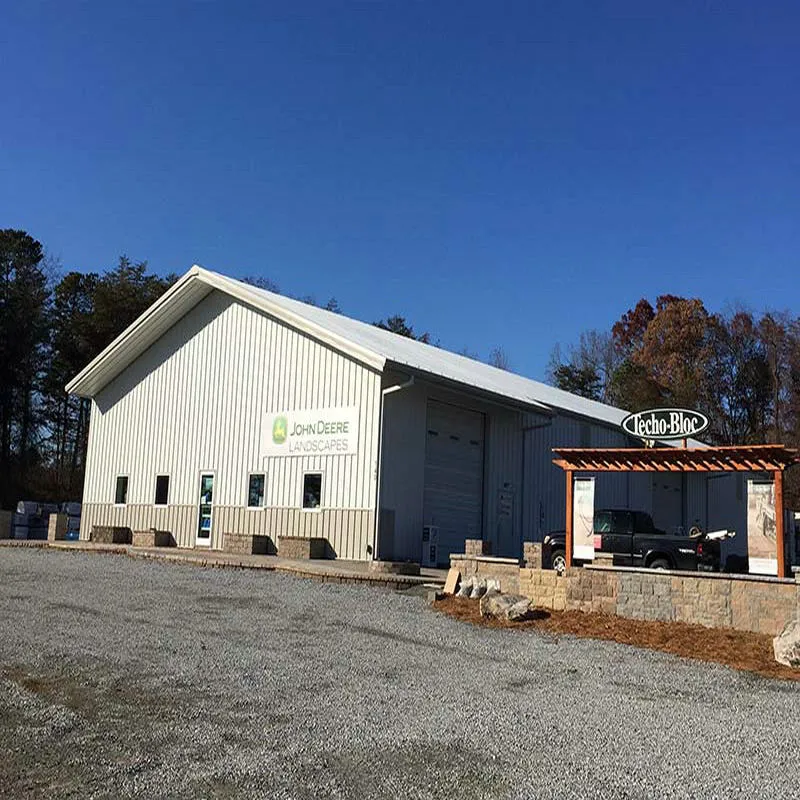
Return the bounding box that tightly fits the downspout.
[372,375,415,560]
[521,417,554,547]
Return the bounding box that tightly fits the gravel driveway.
[1,547,798,799]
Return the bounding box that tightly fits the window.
[248,473,265,508]
[302,473,322,510]
[114,475,128,505]
[154,475,170,506]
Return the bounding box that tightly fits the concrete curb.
[0,539,443,590]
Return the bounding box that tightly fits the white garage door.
[423,401,485,563]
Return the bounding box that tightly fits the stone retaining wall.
[453,552,800,636]
[450,555,521,595]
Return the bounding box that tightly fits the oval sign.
[621,408,709,441]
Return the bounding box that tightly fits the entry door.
[196,473,215,547]
[423,401,485,563]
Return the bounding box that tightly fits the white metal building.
[67,266,731,563]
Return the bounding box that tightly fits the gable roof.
[66,265,633,427]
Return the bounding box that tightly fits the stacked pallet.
[13,501,81,541]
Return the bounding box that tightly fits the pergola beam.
[552,443,799,578]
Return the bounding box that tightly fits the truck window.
[633,512,656,533]
[613,511,633,533]
[594,511,612,533]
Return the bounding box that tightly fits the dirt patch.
[433,595,800,682]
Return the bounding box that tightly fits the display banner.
[747,480,777,576]
[573,477,596,561]
[263,407,360,457]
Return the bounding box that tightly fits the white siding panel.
[83,290,381,559]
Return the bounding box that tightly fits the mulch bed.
[433,595,799,682]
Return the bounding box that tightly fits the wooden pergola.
[553,444,800,576]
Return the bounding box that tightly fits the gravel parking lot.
[1,547,798,799]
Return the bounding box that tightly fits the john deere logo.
[272,416,288,445]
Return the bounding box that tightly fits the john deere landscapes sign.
[621,408,709,441]
[263,407,360,457]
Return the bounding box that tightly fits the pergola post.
[565,469,573,568]
[775,469,786,577]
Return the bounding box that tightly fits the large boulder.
[479,591,533,622]
[774,619,800,668]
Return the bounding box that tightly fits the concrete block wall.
[456,551,800,636]
[279,536,326,560]
[48,514,69,542]
[450,555,521,595]
[222,532,274,556]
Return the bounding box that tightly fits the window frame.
[114,474,129,506]
[301,471,323,512]
[154,474,170,507]
[247,472,266,510]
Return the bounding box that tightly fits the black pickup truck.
[543,509,722,573]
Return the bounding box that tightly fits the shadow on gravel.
[290,740,511,800]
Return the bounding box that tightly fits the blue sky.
[2,2,798,378]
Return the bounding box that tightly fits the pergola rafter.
[553,444,800,576]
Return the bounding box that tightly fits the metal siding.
[81,290,381,559]
[522,413,649,541]
[378,376,526,561]
[484,407,524,558]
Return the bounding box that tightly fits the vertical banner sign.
[573,477,595,561]
[747,481,777,576]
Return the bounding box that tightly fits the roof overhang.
[385,361,553,415]
[552,444,800,473]
[66,265,386,398]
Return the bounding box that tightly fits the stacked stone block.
[523,542,543,569]
[222,532,274,555]
[278,536,326,560]
[90,526,132,544]
[450,555,521,595]
[47,513,69,542]
[464,539,492,556]
[132,530,174,548]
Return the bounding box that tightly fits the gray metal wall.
[521,414,648,541]
[378,373,530,561]
[81,290,381,559]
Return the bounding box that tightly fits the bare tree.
[488,346,511,371]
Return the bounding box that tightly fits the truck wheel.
[550,550,567,574]
[648,557,670,570]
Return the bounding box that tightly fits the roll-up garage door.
[423,401,485,562]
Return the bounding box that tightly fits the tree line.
[547,296,800,502]
[4,226,797,508]
[1,227,505,509]
[1,229,178,508]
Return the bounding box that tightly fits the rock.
[485,578,501,593]
[456,576,474,598]
[773,618,800,668]
[469,577,487,599]
[480,591,532,621]
[507,598,534,622]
